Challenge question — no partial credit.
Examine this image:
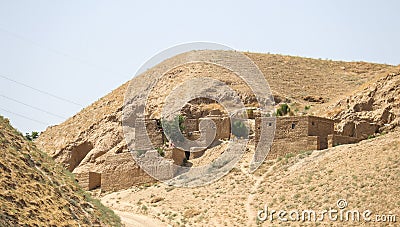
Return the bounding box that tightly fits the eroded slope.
[0,116,121,226]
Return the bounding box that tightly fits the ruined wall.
[307,116,335,149]
[187,131,201,141]
[217,117,231,140]
[354,121,379,139]
[145,119,164,148]
[255,116,333,159]
[254,117,275,148]
[75,171,101,190]
[189,147,206,159]
[165,148,186,165]
[135,118,165,150]
[136,151,177,181]
[266,136,319,159]
[101,153,156,192]
[337,121,356,137]
[184,118,199,132]
[307,116,335,137]
[336,120,379,139]
[328,134,360,147]
[274,116,309,139]
[198,116,231,142]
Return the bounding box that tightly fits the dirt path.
[242,161,277,227]
[113,210,167,227]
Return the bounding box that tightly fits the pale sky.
[0,0,399,133]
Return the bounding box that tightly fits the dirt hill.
[0,116,121,226]
[244,52,394,105]
[36,52,395,175]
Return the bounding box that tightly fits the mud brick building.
[77,114,363,191]
[255,116,360,159]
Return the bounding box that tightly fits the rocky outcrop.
[328,67,400,138]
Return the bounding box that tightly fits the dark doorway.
[185,151,190,160]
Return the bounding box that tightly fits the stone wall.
[266,136,319,159]
[255,116,334,159]
[134,118,165,150]
[328,134,360,147]
[189,147,207,159]
[101,153,156,192]
[67,141,94,171]
[337,121,356,137]
[254,117,275,148]
[354,121,379,139]
[198,116,231,142]
[145,119,164,148]
[187,131,201,141]
[307,116,335,149]
[165,148,186,165]
[75,171,101,190]
[308,116,335,137]
[274,116,309,139]
[337,120,379,139]
[184,118,199,132]
[136,151,177,181]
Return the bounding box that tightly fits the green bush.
[25,133,32,141]
[246,109,254,118]
[156,147,165,157]
[284,153,295,159]
[276,104,291,116]
[162,115,186,143]
[25,131,39,141]
[232,120,248,138]
[31,131,39,139]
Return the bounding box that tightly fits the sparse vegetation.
[246,108,254,118]
[0,116,121,226]
[25,131,39,141]
[232,119,249,138]
[276,103,292,116]
[162,115,186,143]
[156,147,165,157]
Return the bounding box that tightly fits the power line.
[0,107,49,125]
[0,25,128,82]
[0,94,66,119]
[0,74,83,107]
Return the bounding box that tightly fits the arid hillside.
[0,116,121,226]
[33,51,400,226]
[321,66,400,134]
[244,52,394,105]
[35,52,395,175]
[101,129,400,226]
